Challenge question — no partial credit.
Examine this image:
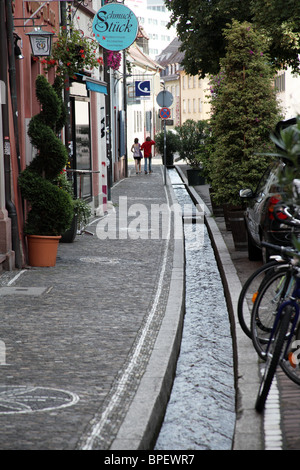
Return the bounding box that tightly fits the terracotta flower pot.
[27,235,61,267]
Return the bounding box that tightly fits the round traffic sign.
[157,90,173,108]
[160,107,171,119]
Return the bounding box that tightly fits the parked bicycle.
[238,119,300,412]
[240,202,300,411]
[237,256,290,340]
[252,241,300,411]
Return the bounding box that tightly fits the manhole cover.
[0,386,79,414]
[0,287,47,296]
[80,256,120,264]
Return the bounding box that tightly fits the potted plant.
[155,130,180,167]
[176,119,210,185]
[18,75,74,266]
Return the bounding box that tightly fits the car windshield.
[255,164,278,195]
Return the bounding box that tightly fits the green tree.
[251,0,300,73]
[165,0,300,77]
[209,21,282,205]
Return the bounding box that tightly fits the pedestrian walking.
[131,138,143,174]
[141,137,155,174]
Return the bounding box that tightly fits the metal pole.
[123,49,128,178]
[163,119,166,185]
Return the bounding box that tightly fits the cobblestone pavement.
[0,162,184,450]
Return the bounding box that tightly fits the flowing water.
[155,169,236,450]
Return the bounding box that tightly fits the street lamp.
[26,26,53,57]
[13,33,24,60]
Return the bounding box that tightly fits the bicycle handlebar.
[261,241,297,258]
[273,203,300,227]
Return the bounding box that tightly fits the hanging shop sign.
[93,3,138,51]
[135,80,151,98]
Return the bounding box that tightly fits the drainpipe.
[123,49,128,178]
[5,0,22,175]
[60,3,71,154]
[104,51,112,200]
[1,0,22,268]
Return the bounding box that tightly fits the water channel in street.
[155,168,236,450]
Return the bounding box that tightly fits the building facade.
[125,0,176,58]
[156,38,212,129]
[275,68,300,119]
[0,0,108,271]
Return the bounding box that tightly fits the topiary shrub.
[19,75,73,236]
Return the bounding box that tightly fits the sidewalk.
[0,162,185,450]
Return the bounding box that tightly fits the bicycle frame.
[264,273,300,360]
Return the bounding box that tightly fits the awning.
[85,79,107,95]
[76,74,107,95]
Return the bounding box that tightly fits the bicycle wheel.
[251,266,293,359]
[281,315,300,385]
[238,260,288,338]
[255,305,293,413]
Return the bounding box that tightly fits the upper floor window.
[274,73,285,93]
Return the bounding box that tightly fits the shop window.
[70,82,92,200]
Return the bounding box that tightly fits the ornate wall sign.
[93,3,138,51]
[0,386,79,414]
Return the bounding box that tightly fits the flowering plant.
[106,50,122,70]
[40,24,103,89]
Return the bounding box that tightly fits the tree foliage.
[251,0,300,73]
[165,0,300,76]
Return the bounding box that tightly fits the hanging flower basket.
[107,50,122,71]
[41,24,103,90]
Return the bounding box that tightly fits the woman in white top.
[131,137,142,174]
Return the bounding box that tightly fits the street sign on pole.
[159,107,171,119]
[163,120,167,185]
[157,91,173,186]
[156,90,173,108]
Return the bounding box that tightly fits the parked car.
[240,118,298,262]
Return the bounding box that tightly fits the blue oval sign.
[93,3,138,51]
